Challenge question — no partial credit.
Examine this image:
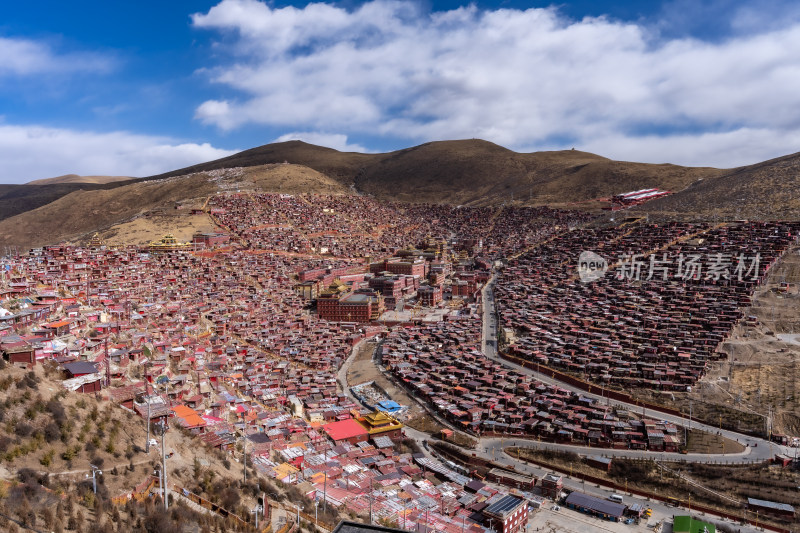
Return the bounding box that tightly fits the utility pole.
[323,471,327,513]
[146,393,152,453]
[145,362,152,453]
[161,419,168,510]
[104,336,110,387]
[369,479,373,525]
[155,467,163,503]
[242,417,248,484]
[87,464,102,494]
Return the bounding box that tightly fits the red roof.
[323,418,368,442]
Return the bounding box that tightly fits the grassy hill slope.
[26,175,133,186]
[0,164,348,249]
[147,139,724,206]
[7,138,800,250]
[635,151,800,220]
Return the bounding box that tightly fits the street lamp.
[157,418,169,510]
[86,464,102,494]
[241,419,248,484]
[154,467,165,505]
[293,503,301,526]
[251,505,263,529]
[144,361,152,453]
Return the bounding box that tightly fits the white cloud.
[192,0,800,167]
[273,131,368,152]
[657,0,800,37]
[0,36,112,77]
[0,124,237,183]
[576,128,800,168]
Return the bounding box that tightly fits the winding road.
[479,270,792,463]
[332,277,784,533]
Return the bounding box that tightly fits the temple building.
[147,234,192,253]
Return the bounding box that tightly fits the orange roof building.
[171,404,207,432]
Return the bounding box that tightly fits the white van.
[608,494,624,504]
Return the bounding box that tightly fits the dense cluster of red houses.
[0,194,598,530]
[3,191,798,526]
[497,221,800,390]
[381,315,681,451]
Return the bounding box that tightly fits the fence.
[111,478,270,531]
[270,499,336,532]
[110,475,158,506]
[498,350,765,438]
[432,440,791,533]
[300,509,335,531]
[275,521,298,533]
[176,486,249,526]
[508,451,792,533]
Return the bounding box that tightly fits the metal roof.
[484,495,524,517]
[62,361,99,375]
[565,492,625,517]
[748,498,796,513]
[332,520,406,533]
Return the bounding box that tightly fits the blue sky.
[2,0,800,182]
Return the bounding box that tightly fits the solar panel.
[485,495,523,516]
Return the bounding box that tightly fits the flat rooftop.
[332,520,407,533]
[342,293,374,304]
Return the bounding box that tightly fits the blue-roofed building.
[376,399,402,413]
[482,494,528,533]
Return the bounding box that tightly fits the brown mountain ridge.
[147,139,724,206]
[26,174,133,186]
[2,138,800,250]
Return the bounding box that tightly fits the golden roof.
[147,233,191,251]
[361,411,403,434]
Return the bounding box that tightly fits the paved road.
[334,302,768,532]
[479,270,791,462]
[476,446,765,533]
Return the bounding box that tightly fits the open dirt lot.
[633,245,800,436]
[345,341,425,420]
[99,211,219,246]
[705,245,800,435]
[685,429,745,454]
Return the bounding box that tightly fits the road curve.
[479,270,791,462]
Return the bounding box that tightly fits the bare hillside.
[148,139,725,206]
[0,362,310,533]
[0,163,348,249]
[7,138,800,250]
[635,151,800,220]
[26,174,133,185]
[0,174,217,249]
[0,182,125,225]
